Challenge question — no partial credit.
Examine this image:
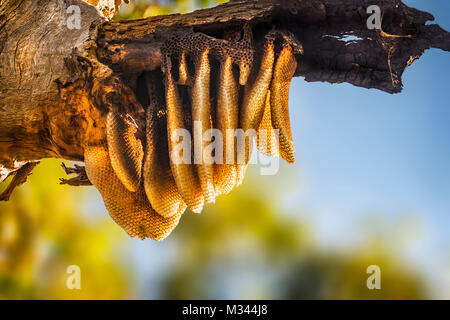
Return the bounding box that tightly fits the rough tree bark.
[0,0,449,181]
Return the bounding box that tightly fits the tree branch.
[0,161,39,201]
[0,0,449,172]
[97,0,449,93]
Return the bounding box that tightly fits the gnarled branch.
[0,0,449,195]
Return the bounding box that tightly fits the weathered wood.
[0,0,449,178]
[0,0,103,170]
[97,0,450,93]
[0,161,39,200]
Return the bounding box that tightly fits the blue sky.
[284,0,449,288]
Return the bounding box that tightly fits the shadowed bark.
[0,0,449,184]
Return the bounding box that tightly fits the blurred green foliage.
[161,169,426,299]
[0,160,427,299]
[0,160,130,299]
[113,0,224,20]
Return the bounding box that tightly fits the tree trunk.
[0,0,449,179]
